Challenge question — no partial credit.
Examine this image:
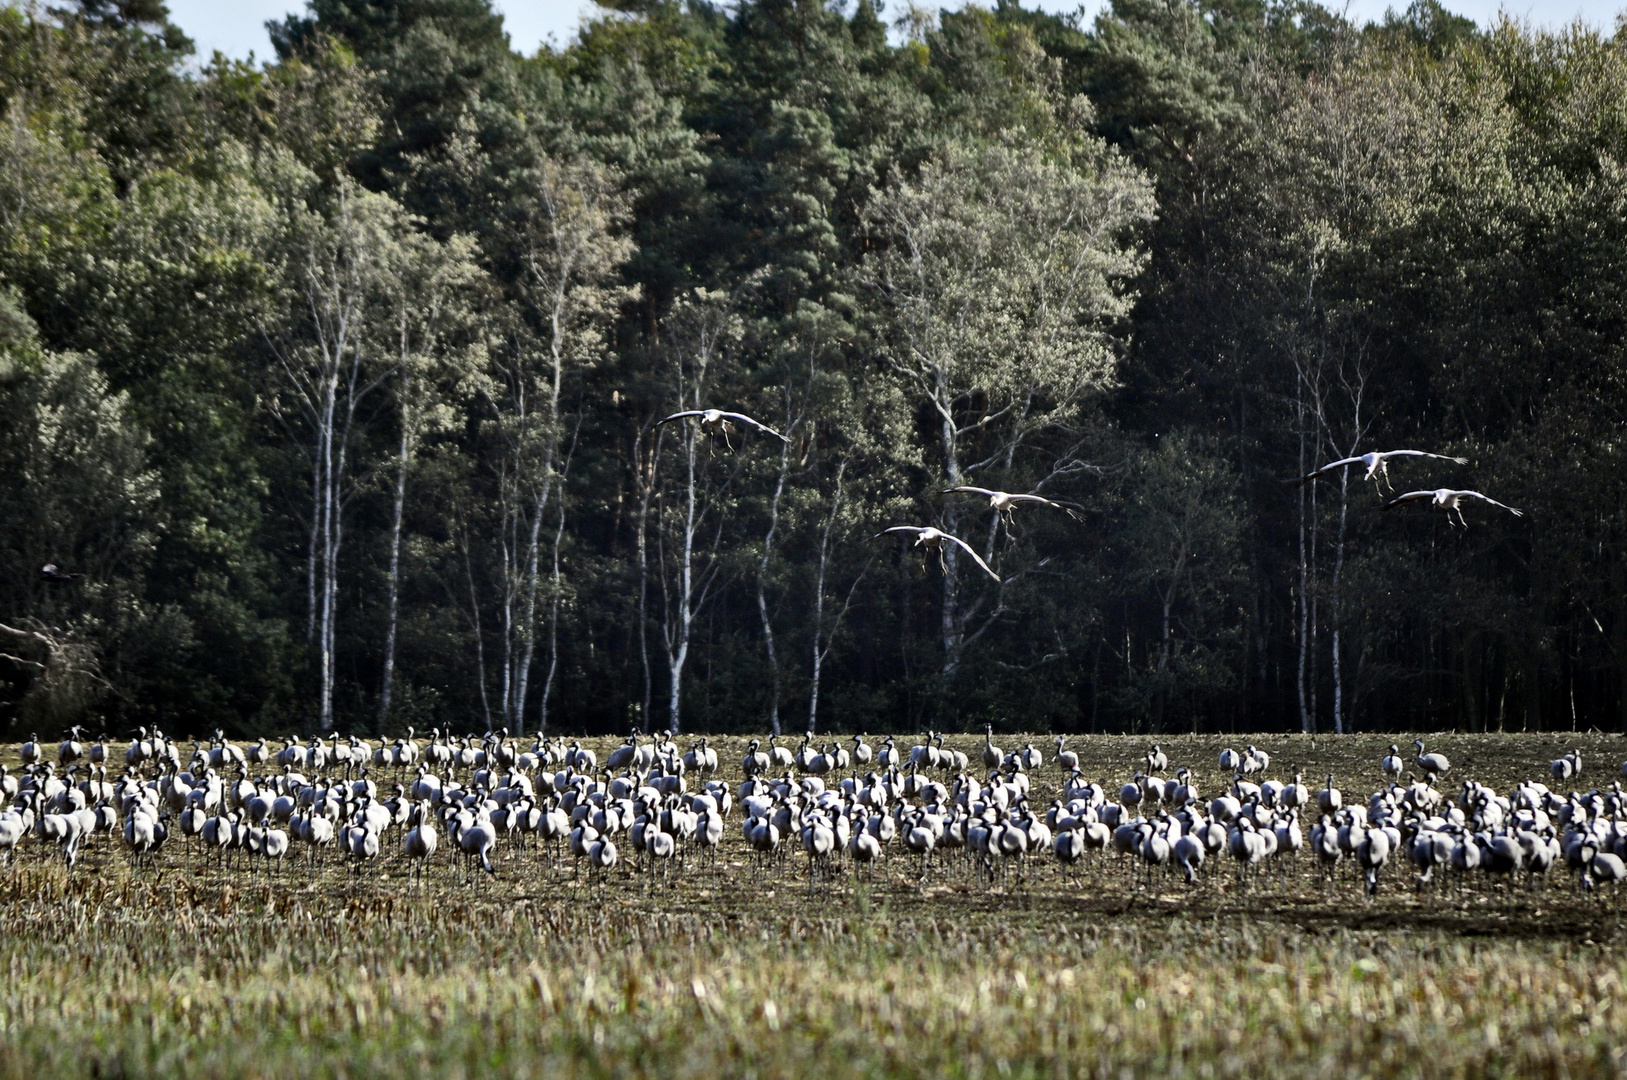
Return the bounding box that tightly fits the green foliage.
[1370,0,1479,60]
[3,0,1627,737]
[1105,435,1245,730]
[0,350,158,730]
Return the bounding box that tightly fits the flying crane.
[1295,450,1468,491]
[654,409,787,449]
[872,526,1001,582]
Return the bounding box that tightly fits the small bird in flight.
[942,486,1084,523]
[872,526,1001,582]
[40,564,81,583]
[654,409,787,449]
[1295,450,1468,491]
[1381,489,1524,527]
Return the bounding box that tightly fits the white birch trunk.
[1296,376,1313,734]
[378,363,411,733]
[666,416,699,735]
[1331,466,1349,735]
[634,426,657,732]
[809,462,858,735]
[757,431,789,736]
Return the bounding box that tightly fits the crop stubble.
[1,732,1624,1078]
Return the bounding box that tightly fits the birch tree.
[376,230,484,732]
[631,415,663,733]
[266,179,412,729]
[861,135,1152,688]
[1263,52,1430,733]
[486,148,633,734]
[805,457,876,734]
[756,314,876,737]
[654,288,746,735]
[754,387,796,737]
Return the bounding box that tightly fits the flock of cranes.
[37,399,1527,604]
[20,427,1532,897]
[1295,449,1522,525]
[654,406,1523,582]
[2,725,1623,900]
[46,405,1510,581]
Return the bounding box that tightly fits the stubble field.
[1,731,1625,1079]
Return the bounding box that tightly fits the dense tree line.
[2,0,1625,738]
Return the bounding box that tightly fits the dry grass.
[2,732,1625,1078]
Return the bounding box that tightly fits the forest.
[1,0,1624,739]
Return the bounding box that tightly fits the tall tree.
[264,177,416,728]
[653,288,747,734]
[376,229,484,730]
[473,140,634,733]
[0,346,158,728]
[861,136,1152,692]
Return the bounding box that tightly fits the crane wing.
[1295,456,1365,484]
[942,486,999,498]
[939,533,1002,582]
[654,411,705,428]
[1004,493,1065,509]
[1006,493,1086,521]
[1380,450,1470,465]
[1462,491,1524,516]
[872,526,925,541]
[1380,490,1438,511]
[718,412,789,441]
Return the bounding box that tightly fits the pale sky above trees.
[164,0,1624,64]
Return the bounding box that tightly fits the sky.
[166,0,1623,64]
